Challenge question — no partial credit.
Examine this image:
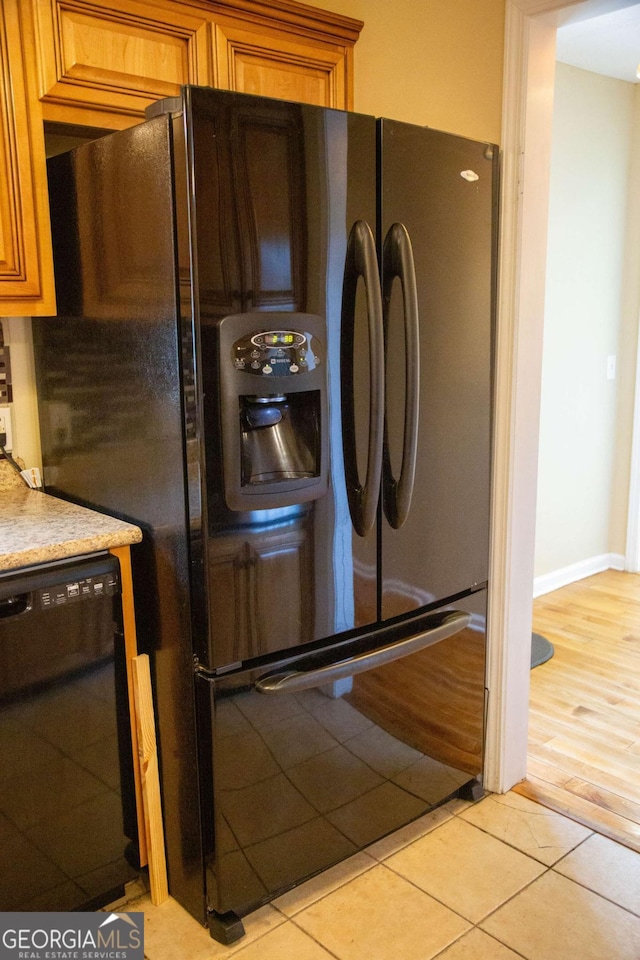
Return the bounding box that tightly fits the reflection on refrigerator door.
[202,590,486,917]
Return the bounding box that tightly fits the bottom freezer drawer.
[202,589,487,918]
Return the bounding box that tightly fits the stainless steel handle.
[341,220,384,537]
[254,610,471,694]
[382,223,420,529]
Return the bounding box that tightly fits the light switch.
[607,355,616,381]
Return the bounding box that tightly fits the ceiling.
[556,3,640,82]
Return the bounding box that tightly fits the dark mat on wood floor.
[531,632,554,668]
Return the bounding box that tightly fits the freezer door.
[200,589,486,919]
[379,121,497,619]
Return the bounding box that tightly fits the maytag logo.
[0,912,144,960]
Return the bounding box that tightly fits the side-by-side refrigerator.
[34,85,498,944]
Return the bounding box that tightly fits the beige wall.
[317,0,505,144]
[535,63,638,582]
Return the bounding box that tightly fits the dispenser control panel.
[232,329,322,377]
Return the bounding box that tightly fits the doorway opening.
[491,0,640,848]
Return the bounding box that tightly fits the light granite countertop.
[0,485,142,573]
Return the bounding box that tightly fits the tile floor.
[123,790,640,960]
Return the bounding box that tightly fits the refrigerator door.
[379,121,497,619]
[182,87,383,669]
[198,588,486,922]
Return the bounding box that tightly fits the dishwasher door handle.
[0,593,30,618]
[254,610,471,694]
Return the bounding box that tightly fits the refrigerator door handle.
[382,222,420,529]
[254,610,471,694]
[341,220,384,537]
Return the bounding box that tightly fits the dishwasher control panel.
[38,570,120,609]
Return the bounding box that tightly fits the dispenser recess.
[217,312,328,511]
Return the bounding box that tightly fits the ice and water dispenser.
[217,313,328,511]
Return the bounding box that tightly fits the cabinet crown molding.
[159,0,363,42]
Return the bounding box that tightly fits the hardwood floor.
[512,569,640,853]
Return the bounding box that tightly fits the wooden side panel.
[109,544,148,868]
[0,0,55,315]
[34,0,212,128]
[214,18,350,108]
[132,653,169,904]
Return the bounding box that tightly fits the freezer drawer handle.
[382,222,420,529]
[254,610,471,694]
[341,220,384,537]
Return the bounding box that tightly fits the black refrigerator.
[34,85,498,943]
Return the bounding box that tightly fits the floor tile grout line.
[270,808,458,919]
[283,862,538,960]
[429,926,531,960]
[547,862,640,920]
[453,805,597,866]
[472,863,555,926]
[475,858,640,931]
[272,800,595,929]
[455,804,640,918]
[272,853,380,919]
[285,912,351,960]
[377,846,552,929]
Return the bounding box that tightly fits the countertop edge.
[0,487,143,573]
[0,529,143,573]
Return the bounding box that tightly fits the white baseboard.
[533,553,626,598]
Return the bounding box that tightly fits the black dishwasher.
[0,553,139,910]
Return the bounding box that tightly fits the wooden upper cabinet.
[0,0,56,316]
[213,10,358,109]
[1,0,361,315]
[0,0,55,317]
[33,0,213,129]
[33,0,362,128]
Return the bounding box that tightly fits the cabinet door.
[34,0,212,129]
[0,0,55,315]
[213,17,355,109]
[35,1,360,127]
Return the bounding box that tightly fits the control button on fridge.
[289,364,299,373]
[262,364,273,374]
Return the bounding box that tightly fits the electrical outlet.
[0,405,13,451]
[0,345,12,403]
